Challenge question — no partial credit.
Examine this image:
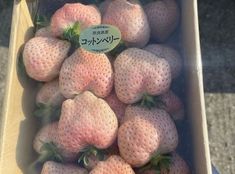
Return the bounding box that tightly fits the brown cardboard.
[0,0,212,173]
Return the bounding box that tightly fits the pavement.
[0,0,234,173]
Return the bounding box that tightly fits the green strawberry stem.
[138,153,172,173]
[63,22,81,48]
[139,94,166,109]
[78,146,106,167]
[34,103,61,124]
[140,93,156,109]
[28,142,63,174]
[34,14,50,33]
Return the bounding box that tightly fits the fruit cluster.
[22,0,191,173]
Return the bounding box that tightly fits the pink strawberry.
[33,122,77,162]
[159,90,184,120]
[102,0,150,48]
[118,106,178,167]
[36,79,65,107]
[35,79,65,122]
[50,3,101,38]
[58,91,118,154]
[140,153,190,174]
[144,0,180,42]
[23,37,70,81]
[114,48,171,104]
[90,155,135,174]
[144,44,182,78]
[105,91,127,124]
[59,48,113,99]
[41,161,88,174]
[35,27,53,38]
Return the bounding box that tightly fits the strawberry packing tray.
[0,0,212,173]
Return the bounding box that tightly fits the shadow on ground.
[199,0,235,93]
[199,0,235,173]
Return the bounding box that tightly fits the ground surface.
[0,0,234,173]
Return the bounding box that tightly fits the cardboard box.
[0,0,212,173]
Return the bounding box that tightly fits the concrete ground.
[0,0,234,173]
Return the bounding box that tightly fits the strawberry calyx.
[136,94,166,110]
[137,153,172,174]
[33,13,50,34]
[138,154,172,174]
[28,142,63,174]
[63,22,81,47]
[78,146,106,167]
[34,103,61,124]
[140,93,156,109]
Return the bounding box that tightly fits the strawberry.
[105,91,127,124]
[58,91,118,154]
[118,106,178,167]
[33,122,77,163]
[41,161,88,174]
[114,48,171,105]
[34,79,65,123]
[36,79,65,107]
[102,0,150,48]
[144,44,182,78]
[140,152,190,174]
[35,27,53,38]
[90,155,135,174]
[144,0,180,42]
[50,3,101,43]
[59,48,113,99]
[159,90,184,120]
[23,37,70,81]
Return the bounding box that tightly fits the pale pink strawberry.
[114,48,171,104]
[50,3,101,37]
[102,0,150,48]
[144,44,182,78]
[58,91,118,153]
[142,153,190,174]
[41,161,88,174]
[105,91,127,124]
[118,106,178,167]
[36,79,65,107]
[33,122,77,162]
[59,48,113,99]
[159,90,184,120]
[144,0,180,42]
[23,37,70,81]
[90,155,135,174]
[35,27,53,38]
